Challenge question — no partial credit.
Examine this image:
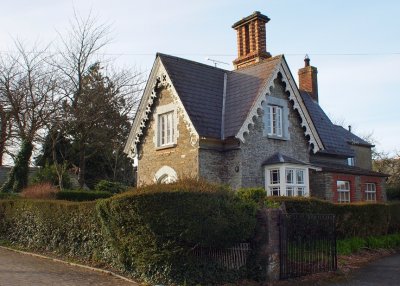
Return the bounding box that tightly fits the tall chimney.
[298,55,318,102]
[232,11,271,70]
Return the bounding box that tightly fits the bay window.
[265,165,309,197]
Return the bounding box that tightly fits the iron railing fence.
[192,243,251,270]
[279,213,337,279]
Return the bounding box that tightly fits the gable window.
[262,97,290,140]
[337,180,350,203]
[266,105,283,137]
[265,165,309,197]
[365,183,376,202]
[158,111,174,146]
[154,103,178,149]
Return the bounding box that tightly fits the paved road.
[0,247,137,286]
[327,254,400,286]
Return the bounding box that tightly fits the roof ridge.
[230,54,283,73]
[157,52,229,72]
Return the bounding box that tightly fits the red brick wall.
[331,173,356,203]
[330,173,386,203]
[360,176,385,202]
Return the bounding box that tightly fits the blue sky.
[0,0,399,154]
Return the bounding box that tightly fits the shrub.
[94,180,128,194]
[268,197,400,239]
[0,179,258,285]
[56,190,113,201]
[97,179,257,284]
[0,199,115,264]
[21,183,59,199]
[386,187,400,201]
[0,193,20,200]
[236,188,266,205]
[31,164,71,189]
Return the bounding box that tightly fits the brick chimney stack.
[298,55,319,102]
[232,11,271,69]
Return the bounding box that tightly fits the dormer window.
[347,157,355,166]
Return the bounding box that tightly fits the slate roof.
[143,54,371,159]
[262,152,308,166]
[224,55,282,137]
[312,161,388,177]
[159,53,226,139]
[159,53,282,139]
[334,125,373,147]
[299,91,356,157]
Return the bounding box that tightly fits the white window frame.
[153,103,178,149]
[154,165,177,184]
[347,157,355,166]
[337,180,351,203]
[265,164,309,197]
[263,97,290,140]
[158,111,174,146]
[266,105,283,137]
[365,183,376,202]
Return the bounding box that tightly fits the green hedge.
[94,180,128,194]
[56,190,113,201]
[0,199,115,264]
[0,180,257,285]
[268,197,400,239]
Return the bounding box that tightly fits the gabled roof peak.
[157,53,229,72]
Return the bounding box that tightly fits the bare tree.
[0,41,62,192]
[55,12,142,187]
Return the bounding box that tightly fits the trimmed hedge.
[0,193,20,200]
[268,196,400,239]
[94,180,128,194]
[96,181,257,284]
[0,199,115,264]
[56,190,113,201]
[0,180,257,285]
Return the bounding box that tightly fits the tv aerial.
[206,58,229,68]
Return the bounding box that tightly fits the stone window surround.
[153,103,179,150]
[264,163,309,197]
[154,165,178,183]
[262,96,290,140]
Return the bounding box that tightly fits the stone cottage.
[125,11,387,203]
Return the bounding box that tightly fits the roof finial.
[304,54,310,67]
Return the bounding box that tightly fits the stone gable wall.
[137,88,199,185]
[240,78,311,188]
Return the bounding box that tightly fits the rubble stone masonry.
[137,88,199,186]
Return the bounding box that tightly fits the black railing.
[192,243,250,270]
[279,213,337,279]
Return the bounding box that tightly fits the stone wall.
[351,145,373,170]
[199,140,242,189]
[309,170,333,201]
[137,88,199,185]
[240,78,310,188]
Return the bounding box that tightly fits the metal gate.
[279,213,337,279]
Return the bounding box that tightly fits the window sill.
[156,143,177,151]
[266,134,289,141]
